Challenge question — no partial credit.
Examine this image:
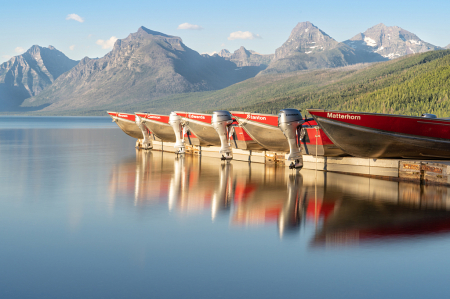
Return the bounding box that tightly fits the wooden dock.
[146,140,450,186]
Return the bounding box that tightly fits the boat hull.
[136,113,175,142]
[108,112,143,139]
[308,109,450,159]
[232,112,346,156]
[175,112,222,146]
[236,116,289,152]
[231,126,266,151]
[185,120,221,146]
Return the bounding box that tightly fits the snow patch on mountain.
[364,36,377,47]
[409,40,421,45]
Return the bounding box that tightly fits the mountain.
[217,46,273,67]
[274,21,339,59]
[260,22,386,75]
[218,49,231,57]
[0,45,78,110]
[113,49,450,116]
[22,27,261,113]
[344,23,440,59]
[446,44,450,49]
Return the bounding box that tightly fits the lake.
[1,116,450,299]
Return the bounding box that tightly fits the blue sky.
[1,0,450,63]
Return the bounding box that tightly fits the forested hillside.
[239,50,450,117]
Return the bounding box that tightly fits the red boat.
[175,112,222,146]
[231,111,346,156]
[308,109,450,159]
[135,112,175,142]
[107,111,143,139]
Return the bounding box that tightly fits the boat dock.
[147,140,450,186]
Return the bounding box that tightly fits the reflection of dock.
[109,151,450,243]
[149,139,450,186]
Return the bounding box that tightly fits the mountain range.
[22,27,261,112]
[0,22,447,114]
[260,22,387,75]
[0,46,77,111]
[216,47,273,68]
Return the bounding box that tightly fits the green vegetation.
[237,50,450,117]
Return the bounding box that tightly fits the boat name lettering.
[327,113,361,120]
[189,114,206,119]
[118,114,129,118]
[148,115,161,119]
[248,115,267,121]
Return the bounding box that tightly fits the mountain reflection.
[109,150,450,246]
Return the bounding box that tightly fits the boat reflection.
[109,151,450,245]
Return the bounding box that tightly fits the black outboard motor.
[278,109,305,169]
[212,110,234,161]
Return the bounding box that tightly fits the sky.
[1,0,450,63]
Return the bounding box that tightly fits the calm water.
[2,116,450,298]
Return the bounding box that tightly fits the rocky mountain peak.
[235,46,251,56]
[274,21,339,59]
[218,49,231,57]
[137,26,172,38]
[0,45,78,110]
[445,44,450,49]
[123,26,184,52]
[344,23,439,59]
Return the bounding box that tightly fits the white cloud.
[66,14,84,23]
[177,23,203,30]
[96,36,118,49]
[88,34,93,38]
[228,31,262,40]
[69,45,75,51]
[15,47,25,54]
[2,55,11,60]
[221,43,226,47]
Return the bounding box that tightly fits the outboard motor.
[135,114,153,150]
[212,110,234,161]
[278,109,305,169]
[169,112,185,154]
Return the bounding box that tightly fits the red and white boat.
[135,112,175,142]
[175,112,221,146]
[308,109,450,159]
[231,111,346,156]
[107,111,144,139]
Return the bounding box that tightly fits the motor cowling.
[135,114,153,150]
[212,110,234,160]
[169,112,185,154]
[421,113,437,118]
[278,109,305,169]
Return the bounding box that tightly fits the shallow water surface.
[1,116,450,298]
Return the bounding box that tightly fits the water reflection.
[110,150,450,246]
